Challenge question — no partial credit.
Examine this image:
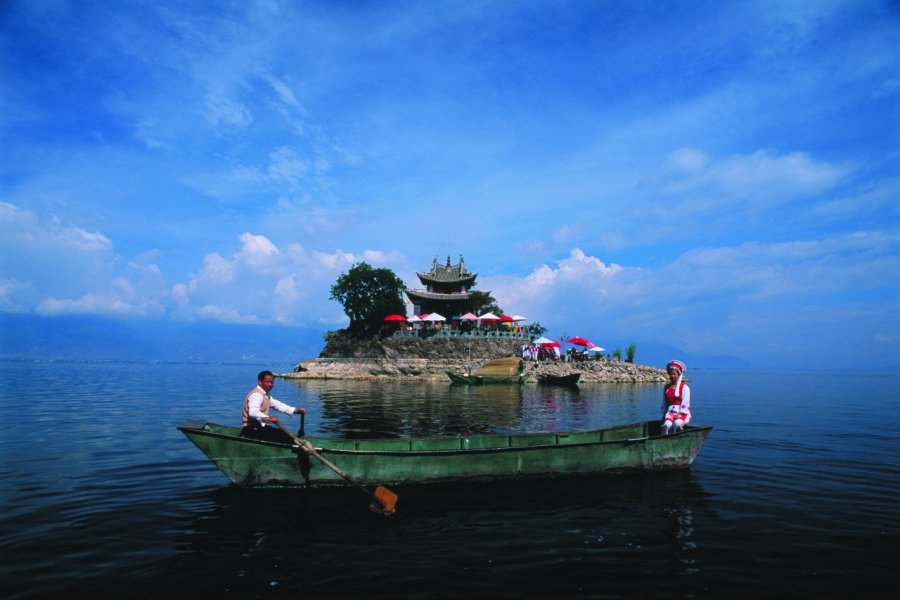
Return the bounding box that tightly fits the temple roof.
[406,289,471,301]
[416,254,477,284]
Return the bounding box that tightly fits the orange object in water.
[370,486,398,515]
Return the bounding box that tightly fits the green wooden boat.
[178,419,712,488]
[537,372,581,386]
[446,369,526,385]
[447,356,526,385]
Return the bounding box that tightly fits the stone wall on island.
[284,336,666,383]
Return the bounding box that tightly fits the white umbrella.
[586,346,606,353]
[477,312,500,321]
[422,312,446,321]
[532,336,554,345]
[407,315,421,322]
[460,312,478,320]
[511,315,527,321]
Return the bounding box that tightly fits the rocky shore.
[283,336,666,383]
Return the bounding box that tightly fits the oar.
[275,421,398,516]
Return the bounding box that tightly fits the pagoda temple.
[406,255,478,317]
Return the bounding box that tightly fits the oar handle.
[298,411,305,437]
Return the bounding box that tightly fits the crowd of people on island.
[520,344,608,362]
[520,343,560,361]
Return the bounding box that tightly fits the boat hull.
[178,420,712,488]
[537,373,581,386]
[446,369,525,384]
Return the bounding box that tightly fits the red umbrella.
[540,340,561,348]
[566,336,593,346]
[383,314,407,322]
[499,315,514,322]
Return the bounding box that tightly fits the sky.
[1,0,898,369]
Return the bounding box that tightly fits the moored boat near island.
[178,419,712,488]
[445,369,527,385]
[446,356,526,385]
[537,372,581,386]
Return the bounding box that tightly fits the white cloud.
[480,236,897,362]
[667,148,709,173]
[171,235,405,326]
[261,72,304,111]
[484,249,626,323]
[197,253,234,285]
[660,148,851,209]
[0,202,146,313]
[360,249,406,264]
[171,282,189,306]
[275,274,299,303]
[196,304,260,324]
[237,232,280,270]
[311,249,357,270]
[36,290,164,317]
[205,89,253,128]
[0,202,112,252]
[267,146,309,187]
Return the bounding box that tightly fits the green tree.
[329,262,407,333]
[467,290,503,316]
[626,343,637,363]
[527,321,548,336]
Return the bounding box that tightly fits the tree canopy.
[329,262,407,333]
[466,290,502,316]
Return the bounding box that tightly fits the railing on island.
[390,329,531,341]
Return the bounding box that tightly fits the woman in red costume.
[661,360,691,435]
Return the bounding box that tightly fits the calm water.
[1,361,896,599]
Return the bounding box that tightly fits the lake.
[1,361,896,598]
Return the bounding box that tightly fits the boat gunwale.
[178,421,712,457]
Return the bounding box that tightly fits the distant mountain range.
[595,340,753,370]
[0,313,751,369]
[0,313,325,365]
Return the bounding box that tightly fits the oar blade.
[369,486,398,516]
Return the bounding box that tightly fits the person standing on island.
[241,370,306,443]
[661,360,691,435]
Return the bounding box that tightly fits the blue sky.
[2,0,898,368]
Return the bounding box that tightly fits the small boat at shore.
[447,356,526,385]
[178,419,712,488]
[446,370,527,385]
[537,372,581,386]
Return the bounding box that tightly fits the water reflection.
[517,385,590,432]
[281,379,665,439]
[163,472,712,597]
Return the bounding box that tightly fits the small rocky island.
[285,336,666,383]
[284,254,666,384]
